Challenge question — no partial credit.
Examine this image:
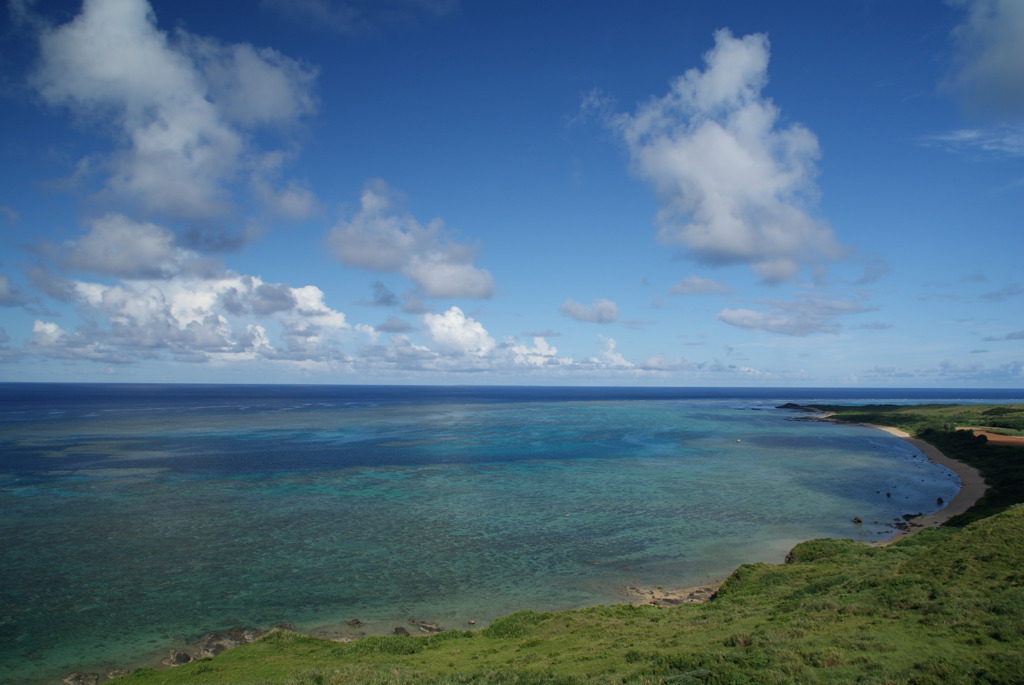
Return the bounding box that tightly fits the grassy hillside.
[817,403,1024,436]
[110,404,1024,685]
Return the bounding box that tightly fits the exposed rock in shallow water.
[162,649,192,666]
[193,627,267,658]
[61,673,99,685]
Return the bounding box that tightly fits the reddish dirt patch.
[958,427,1024,446]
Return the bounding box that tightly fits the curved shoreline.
[52,419,991,683]
[864,423,988,544]
[625,421,992,605]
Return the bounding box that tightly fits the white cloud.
[29,318,128,362]
[717,308,832,337]
[639,354,692,371]
[30,269,351,364]
[922,126,1024,157]
[560,297,619,323]
[251,152,319,219]
[184,36,318,128]
[597,335,633,368]
[422,306,495,356]
[946,0,1024,117]
[32,319,65,346]
[614,29,843,282]
[669,275,732,295]
[717,294,872,336]
[62,213,220,279]
[507,336,570,367]
[32,0,317,222]
[326,180,495,299]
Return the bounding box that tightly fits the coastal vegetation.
[818,403,1024,526]
[109,404,1024,684]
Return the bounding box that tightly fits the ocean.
[1,384,1020,684]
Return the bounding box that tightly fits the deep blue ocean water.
[2,384,1021,684]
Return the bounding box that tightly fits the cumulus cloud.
[614,29,843,282]
[597,335,632,368]
[61,213,220,279]
[326,180,494,299]
[669,275,732,295]
[560,297,619,323]
[422,306,495,356]
[945,0,1024,117]
[32,0,317,223]
[27,269,350,365]
[717,294,872,336]
[507,336,570,368]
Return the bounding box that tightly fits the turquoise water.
[0,386,969,684]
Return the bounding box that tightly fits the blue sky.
[0,0,1021,387]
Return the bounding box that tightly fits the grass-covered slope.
[813,403,1024,436]
[114,404,1024,684]
[116,507,1024,684]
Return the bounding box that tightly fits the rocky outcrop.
[193,627,268,659]
[162,650,192,666]
[621,583,720,607]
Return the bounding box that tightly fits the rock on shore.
[621,583,720,606]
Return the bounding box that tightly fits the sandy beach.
[865,424,988,544]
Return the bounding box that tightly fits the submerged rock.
[193,627,267,658]
[162,650,192,666]
[61,673,99,685]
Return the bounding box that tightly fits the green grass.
[113,404,1024,685]
[814,403,1024,435]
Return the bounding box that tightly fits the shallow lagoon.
[0,385,980,683]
